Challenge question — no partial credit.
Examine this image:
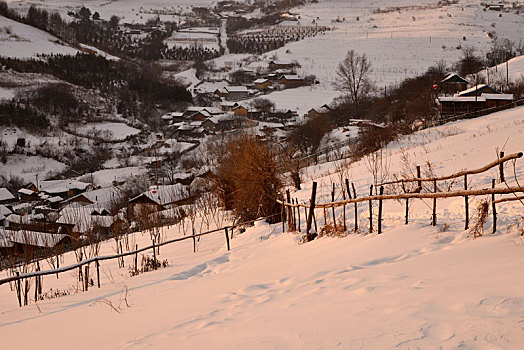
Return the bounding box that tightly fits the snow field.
[0,104,523,348]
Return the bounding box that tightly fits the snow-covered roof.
[482,93,513,100]
[37,179,90,192]
[254,78,270,84]
[161,114,173,120]
[45,196,63,203]
[68,187,125,207]
[203,107,223,115]
[5,213,45,224]
[18,188,35,196]
[221,101,238,107]
[0,188,15,202]
[225,86,249,93]
[57,206,114,233]
[441,73,468,83]
[131,184,187,207]
[2,229,68,248]
[439,96,486,102]
[0,204,12,217]
[280,75,301,81]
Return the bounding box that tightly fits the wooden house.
[253,78,272,90]
[278,75,308,89]
[457,84,501,97]
[225,86,249,101]
[268,60,296,70]
[440,73,468,95]
[18,188,39,203]
[233,105,248,117]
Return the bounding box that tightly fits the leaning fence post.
[464,174,469,230]
[306,182,317,241]
[369,185,373,233]
[225,227,230,251]
[296,199,301,232]
[499,151,505,183]
[286,190,293,231]
[492,179,497,233]
[281,195,285,232]
[85,265,89,291]
[96,259,100,288]
[378,186,384,234]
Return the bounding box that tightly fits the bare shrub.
[468,200,489,238]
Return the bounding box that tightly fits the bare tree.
[334,50,374,110]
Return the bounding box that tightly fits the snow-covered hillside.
[1,103,523,348]
[0,15,78,58]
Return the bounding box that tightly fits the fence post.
[464,174,469,230]
[492,179,497,233]
[16,271,21,307]
[286,190,293,231]
[352,183,358,232]
[369,185,373,233]
[405,198,409,225]
[378,186,384,234]
[306,182,317,241]
[281,195,285,232]
[152,240,157,265]
[225,227,230,251]
[96,259,100,288]
[192,228,196,253]
[119,241,124,268]
[432,180,437,226]
[416,166,422,191]
[85,265,89,292]
[331,183,337,232]
[296,199,301,232]
[135,244,138,274]
[499,151,505,183]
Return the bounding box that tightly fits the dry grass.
[468,200,490,238]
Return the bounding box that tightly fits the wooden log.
[56,256,59,279]
[464,174,469,230]
[492,179,497,234]
[309,186,524,208]
[24,279,28,306]
[379,152,522,186]
[135,244,138,273]
[342,186,347,232]
[306,182,317,241]
[225,227,230,251]
[119,241,124,268]
[281,195,285,232]
[369,185,373,233]
[499,151,505,183]
[493,195,524,204]
[292,199,297,231]
[378,186,384,234]
[352,183,358,232]
[432,180,437,226]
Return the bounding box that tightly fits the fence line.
[0,214,280,288]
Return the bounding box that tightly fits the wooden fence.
[0,214,280,307]
[279,152,524,240]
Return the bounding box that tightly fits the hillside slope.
[1,103,523,348]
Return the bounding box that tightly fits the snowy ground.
[1,104,523,348]
[0,154,66,183]
[72,122,141,142]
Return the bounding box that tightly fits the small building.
[306,105,332,118]
[233,105,248,117]
[225,86,249,101]
[129,184,187,217]
[268,60,296,70]
[253,78,272,90]
[0,188,15,205]
[18,188,39,203]
[279,75,308,89]
[440,73,468,94]
[0,204,13,227]
[220,101,239,111]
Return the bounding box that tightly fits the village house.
[0,204,12,227]
[278,75,308,89]
[457,84,502,97]
[18,188,39,203]
[233,105,248,117]
[306,104,332,118]
[438,92,514,116]
[129,184,187,217]
[65,186,125,211]
[253,78,272,90]
[220,101,239,111]
[440,73,468,95]
[268,60,296,70]
[26,179,91,199]
[57,204,116,236]
[0,228,71,256]
[225,86,250,101]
